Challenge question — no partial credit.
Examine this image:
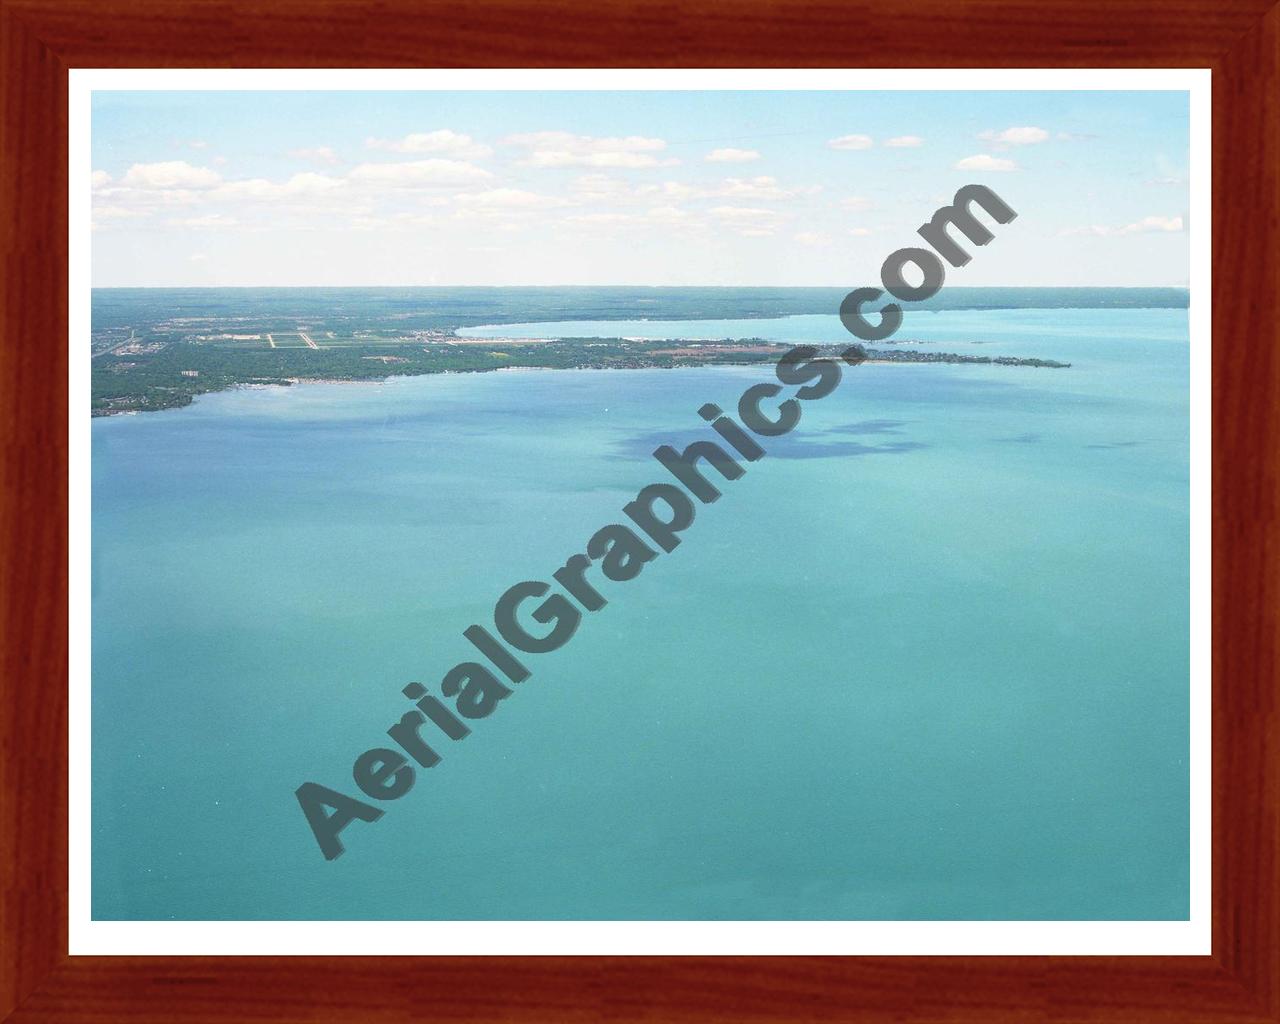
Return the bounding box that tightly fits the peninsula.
[86,285,1167,415]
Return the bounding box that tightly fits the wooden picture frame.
[2,1,1275,1020]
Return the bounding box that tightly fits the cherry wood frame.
[2,1,1276,1020]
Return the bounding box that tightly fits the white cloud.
[793,231,826,246]
[567,174,816,208]
[708,205,785,236]
[841,196,872,211]
[885,136,924,148]
[289,146,340,166]
[979,126,1049,147]
[96,187,203,209]
[848,227,873,237]
[567,211,640,225]
[709,205,775,218]
[90,200,147,230]
[453,188,563,210]
[954,154,1018,172]
[347,159,492,188]
[536,150,673,169]
[365,130,492,160]
[566,205,696,230]
[570,174,637,201]
[1123,215,1185,234]
[505,131,676,169]
[121,161,221,189]
[168,214,239,228]
[392,212,440,228]
[206,178,276,201]
[91,170,111,189]
[211,172,345,201]
[634,181,697,202]
[92,205,145,221]
[285,172,344,196]
[705,148,761,163]
[1061,215,1184,237]
[714,176,815,201]
[644,205,694,227]
[573,176,698,203]
[507,131,666,153]
[828,134,873,151]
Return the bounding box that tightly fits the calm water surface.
[92,308,1190,919]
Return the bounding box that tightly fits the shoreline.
[91,355,1069,418]
[455,304,1188,337]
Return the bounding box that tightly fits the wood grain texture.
[1,1,1277,1020]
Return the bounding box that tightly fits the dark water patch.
[776,439,929,460]
[608,429,928,462]
[829,419,910,436]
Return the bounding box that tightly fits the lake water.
[92,307,1190,920]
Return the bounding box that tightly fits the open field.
[267,333,311,348]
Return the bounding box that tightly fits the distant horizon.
[90,283,1191,291]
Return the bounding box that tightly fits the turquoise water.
[92,308,1190,920]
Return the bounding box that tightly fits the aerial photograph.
[89,88,1192,921]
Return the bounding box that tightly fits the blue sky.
[91,90,1191,287]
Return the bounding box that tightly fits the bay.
[92,306,1190,920]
